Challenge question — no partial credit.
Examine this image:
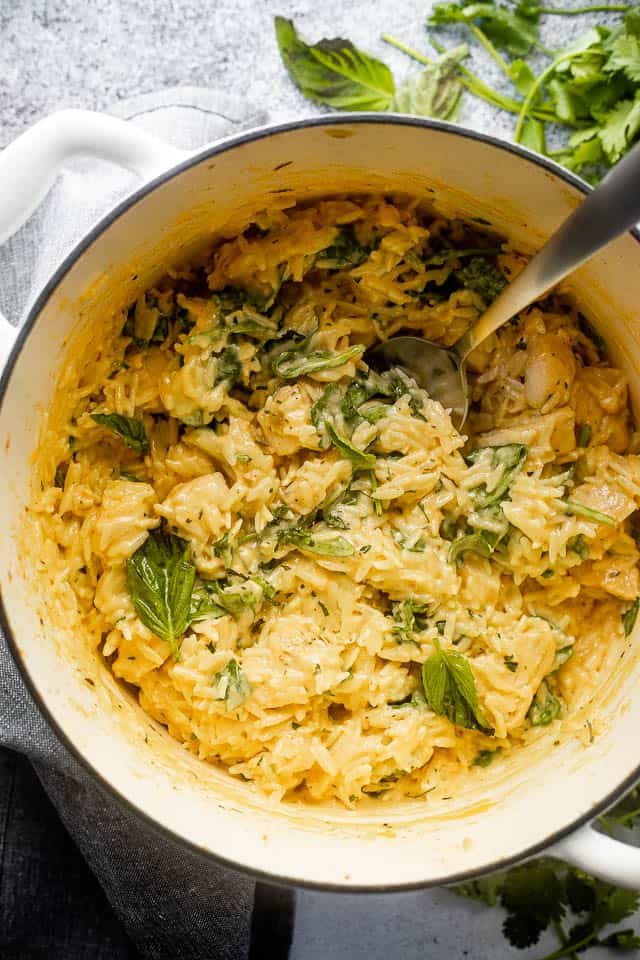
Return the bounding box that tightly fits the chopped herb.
[576,423,592,447]
[318,600,330,616]
[528,680,561,726]
[568,534,589,560]
[272,342,364,379]
[622,597,640,636]
[504,654,518,672]
[215,346,242,386]
[91,413,149,453]
[473,747,503,767]
[455,256,506,303]
[212,659,251,711]
[564,499,616,526]
[326,422,376,468]
[392,600,430,643]
[315,225,372,269]
[465,443,527,508]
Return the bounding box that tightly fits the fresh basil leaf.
[447,520,510,565]
[422,640,493,733]
[212,658,251,711]
[326,421,376,468]
[275,16,395,111]
[91,413,150,453]
[564,499,615,526]
[279,526,355,557]
[622,597,640,636]
[126,530,196,660]
[465,443,527,508]
[528,679,561,726]
[272,342,364,379]
[391,45,468,120]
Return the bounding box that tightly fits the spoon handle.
[455,140,640,360]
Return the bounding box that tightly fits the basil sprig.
[126,530,196,660]
[275,16,396,111]
[422,638,493,733]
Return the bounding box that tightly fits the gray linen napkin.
[0,87,280,960]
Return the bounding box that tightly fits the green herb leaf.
[314,225,372,269]
[212,658,251,711]
[454,256,507,303]
[215,346,242,386]
[391,600,430,643]
[326,421,376,468]
[564,499,616,526]
[568,533,589,560]
[576,423,592,447]
[272,342,364,379]
[622,597,640,636]
[422,639,493,733]
[91,413,150,454]
[465,443,527,508]
[448,529,503,565]
[126,530,196,660]
[279,526,355,557]
[473,747,502,767]
[528,679,561,726]
[391,45,468,120]
[428,2,539,55]
[275,16,395,111]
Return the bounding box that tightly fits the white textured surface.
[0,0,620,147]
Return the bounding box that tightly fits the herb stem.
[552,920,580,960]
[602,805,640,827]
[382,33,561,124]
[381,33,433,66]
[468,24,511,77]
[514,51,577,141]
[535,931,596,960]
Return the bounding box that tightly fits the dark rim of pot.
[1,112,639,893]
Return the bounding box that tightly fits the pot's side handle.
[551,824,640,889]
[0,109,188,248]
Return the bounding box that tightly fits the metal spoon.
[367,141,640,429]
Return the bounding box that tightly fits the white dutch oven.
[1,110,640,892]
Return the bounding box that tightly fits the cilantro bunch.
[275,4,640,180]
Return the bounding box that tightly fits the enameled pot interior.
[2,118,640,889]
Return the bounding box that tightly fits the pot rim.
[2,112,639,892]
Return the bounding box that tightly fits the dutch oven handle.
[0,109,188,370]
[551,825,640,890]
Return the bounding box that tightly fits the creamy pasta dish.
[30,194,640,806]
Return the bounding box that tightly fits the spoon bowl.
[367,140,640,426]
[366,336,468,430]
